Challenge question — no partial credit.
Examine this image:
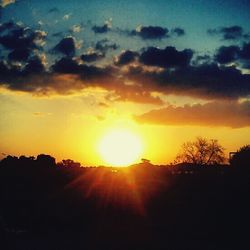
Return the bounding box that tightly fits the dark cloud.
[131,26,168,39]
[240,42,250,68]
[126,63,250,100]
[81,51,105,63]
[0,59,47,92]
[92,24,110,34]
[0,21,15,33]
[208,25,249,40]
[240,42,250,59]
[0,57,250,102]
[51,57,112,81]
[24,55,46,74]
[0,32,33,50]
[0,27,249,105]
[114,50,139,66]
[0,60,12,77]
[213,43,250,68]
[139,46,193,68]
[0,53,46,77]
[214,45,240,64]
[52,57,81,74]
[171,27,185,36]
[134,101,250,128]
[53,37,75,57]
[95,39,118,53]
[8,48,31,61]
[0,22,47,51]
[0,57,116,94]
[0,56,163,105]
[221,26,244,40]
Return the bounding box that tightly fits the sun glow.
[98,129,143,166]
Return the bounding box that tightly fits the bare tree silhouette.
[175,137,225,165]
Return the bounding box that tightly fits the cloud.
[0,62,47,93]
[53,37,76,57]
[241,42,250,59]
[24,55,46,74]
[70,24,82,33]
[0,0,15,7]
[95,39,118,53]
[193,54,212,65]
[81,51,105,63]
[139,46,193,68]
[114,50,139,66]
[0,56,250,103]
[108,87,164,105]
[92,19,112,34]
[0,27,249,105]
[208,25,250,40]
[63,13,72,20]
[51,57,83,74]
[0,53,46,75]
[214,43,250,68]
[0,56,164,105]
[0,21,16,32]
[0,22,47,51]
[114,25,183,40]
[92,24,110,33]
[171,27,185,36]
[214,45,240,64]
[8,48,31,61]
[125,63,250,100]
[0,59,114,94]
[131,25,168,39]
[51,57,114,82]
[134,101,250,128]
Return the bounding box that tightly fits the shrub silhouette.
[36,154,56,167]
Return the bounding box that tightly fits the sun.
[98,129,143,167]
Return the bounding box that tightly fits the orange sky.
[1,88,249,166]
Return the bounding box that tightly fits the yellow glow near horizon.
[98,129,143,166]
[1,90,249,166]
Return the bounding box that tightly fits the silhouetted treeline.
[0,148,250,250]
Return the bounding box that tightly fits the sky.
[0,0,249,165]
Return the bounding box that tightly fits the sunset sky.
[0,0,249,166]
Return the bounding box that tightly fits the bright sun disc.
[98,129,143,166]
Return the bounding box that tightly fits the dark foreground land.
[0,156,250,250]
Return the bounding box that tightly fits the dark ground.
[0,156,250,250]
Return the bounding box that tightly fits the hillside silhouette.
[0,147,250,250]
